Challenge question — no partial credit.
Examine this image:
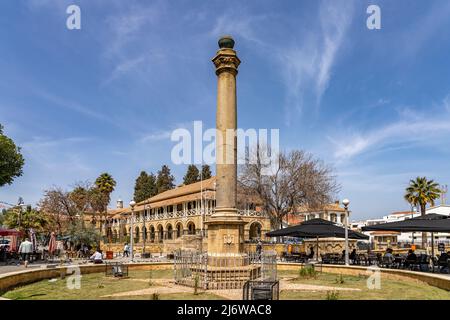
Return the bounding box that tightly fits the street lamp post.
[410,205,416,245]
[342,198,350,266]
[129,200,136,262]
[143,204,149,256]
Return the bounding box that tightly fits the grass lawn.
[3,268,450,300]
[2,269,222,300]
[278,269,450,300]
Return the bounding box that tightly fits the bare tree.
[69,181,93,214]
[239,147,340,230]
[38,187,78,234]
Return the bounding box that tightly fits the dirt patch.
[281,282,360,292]
[101,286,190,297]
[101,278,192,298]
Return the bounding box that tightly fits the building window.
[167,224,173,239]
[176,223,182,238]
[157,225,163,242]
[249,222,262,240]
[150,226,155,242]
[187,222,196,235]
[134,227,140,243]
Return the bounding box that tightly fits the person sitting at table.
[437,251,449,273]
[0,245,6,263]
[383,248,395,265]
[404,249,417,268]
[307,246,315,259]
[90,249,103,264]
[349,249,357,264]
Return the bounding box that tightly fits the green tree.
[3,206,50,236]
[0,124,25,187]
[183,165,200,185]
[201,164,212,180]
[0,209,6,226]
[70,183,92,214]
[134,171,157,202]
[156,165,175,193]
[94,173,116,234]
[66,220,101,248]
[89,187,107,224]
[404,176,441,247]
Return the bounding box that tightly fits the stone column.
[206,36,247,256]
[213,38,240,217]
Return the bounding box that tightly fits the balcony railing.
[113,208,268,225]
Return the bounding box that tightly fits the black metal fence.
[105,262,129,277]
[243,280,279,300]
[174,250,277,290]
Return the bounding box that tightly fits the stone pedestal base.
[205,212,247,255]
[181,253,261,290]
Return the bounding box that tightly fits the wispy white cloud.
[101,2,166,83]
[139,121,192,143]
[140,130,172,143]
[210,13,269,46]
[279,0,354,124]
[398,1,450,57]
[105,4,162,57]
[329,95,450,161]
[32,89,122,128]
[21,136,93,174]
[210,1,354,126]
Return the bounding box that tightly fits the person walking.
[123,243,129,257]
[18,238,33,268]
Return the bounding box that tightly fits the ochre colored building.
[104,177,271,254]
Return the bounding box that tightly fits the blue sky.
[1,0,450,220]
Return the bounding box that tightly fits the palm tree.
[94,173,116,239]
[404,176,441,248]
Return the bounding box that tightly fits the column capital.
[212,48,240,76]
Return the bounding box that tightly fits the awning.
[0,228,22,237]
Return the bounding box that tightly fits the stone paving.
[0,256,168,275]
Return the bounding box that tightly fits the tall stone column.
[206,36,246,256]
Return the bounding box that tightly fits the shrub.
[299,265,317,279]
[151,292,160,300]
[194,275,200,295]
[148,270,153,286]
[335,274,345,284]
[326,290,339,300]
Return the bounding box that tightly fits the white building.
[353,205,450,246]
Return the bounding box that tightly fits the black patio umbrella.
[266,219,369,260]
[361,214,450,233]
[362,213,450,255]
[267,218,369,239]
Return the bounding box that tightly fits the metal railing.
[174,250,277,290]
[114,209,269,226]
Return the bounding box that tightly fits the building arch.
[142,226,147,242]
[157,224,164,242]
[186,221,196,235]
[175,222,183,238]
[134,226,140,243]
[149,225,155,243]
[249,221,262,240]
[166,223,173,240]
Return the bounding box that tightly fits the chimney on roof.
[116,199,123,209]
[335,200,340,205]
